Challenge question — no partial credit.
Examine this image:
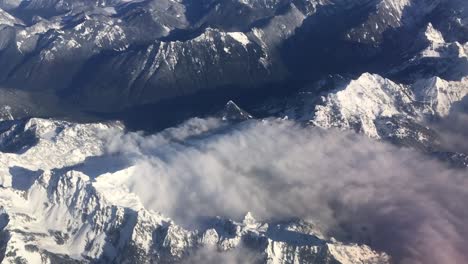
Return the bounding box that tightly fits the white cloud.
[104,118,468,264]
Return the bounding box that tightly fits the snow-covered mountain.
[269,20,468,166]
[310,73,467,137]
[0,0,461,117]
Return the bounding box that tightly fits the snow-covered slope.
[413,76,468,117]
[312,73,415,138]
[0,8,19,26]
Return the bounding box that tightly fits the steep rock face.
[345,0,441,44]
[345,0,413,44]
[0,118,390,263]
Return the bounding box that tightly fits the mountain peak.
[243,211,257,226]
[313,73,412,138]
[413,76,468,117]
[424,23,445,44]
[219,100,253,121]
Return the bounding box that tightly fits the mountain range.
[0,0,467,263]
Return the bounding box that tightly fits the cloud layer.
[429,98,468,154]
[104,118,468,264]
